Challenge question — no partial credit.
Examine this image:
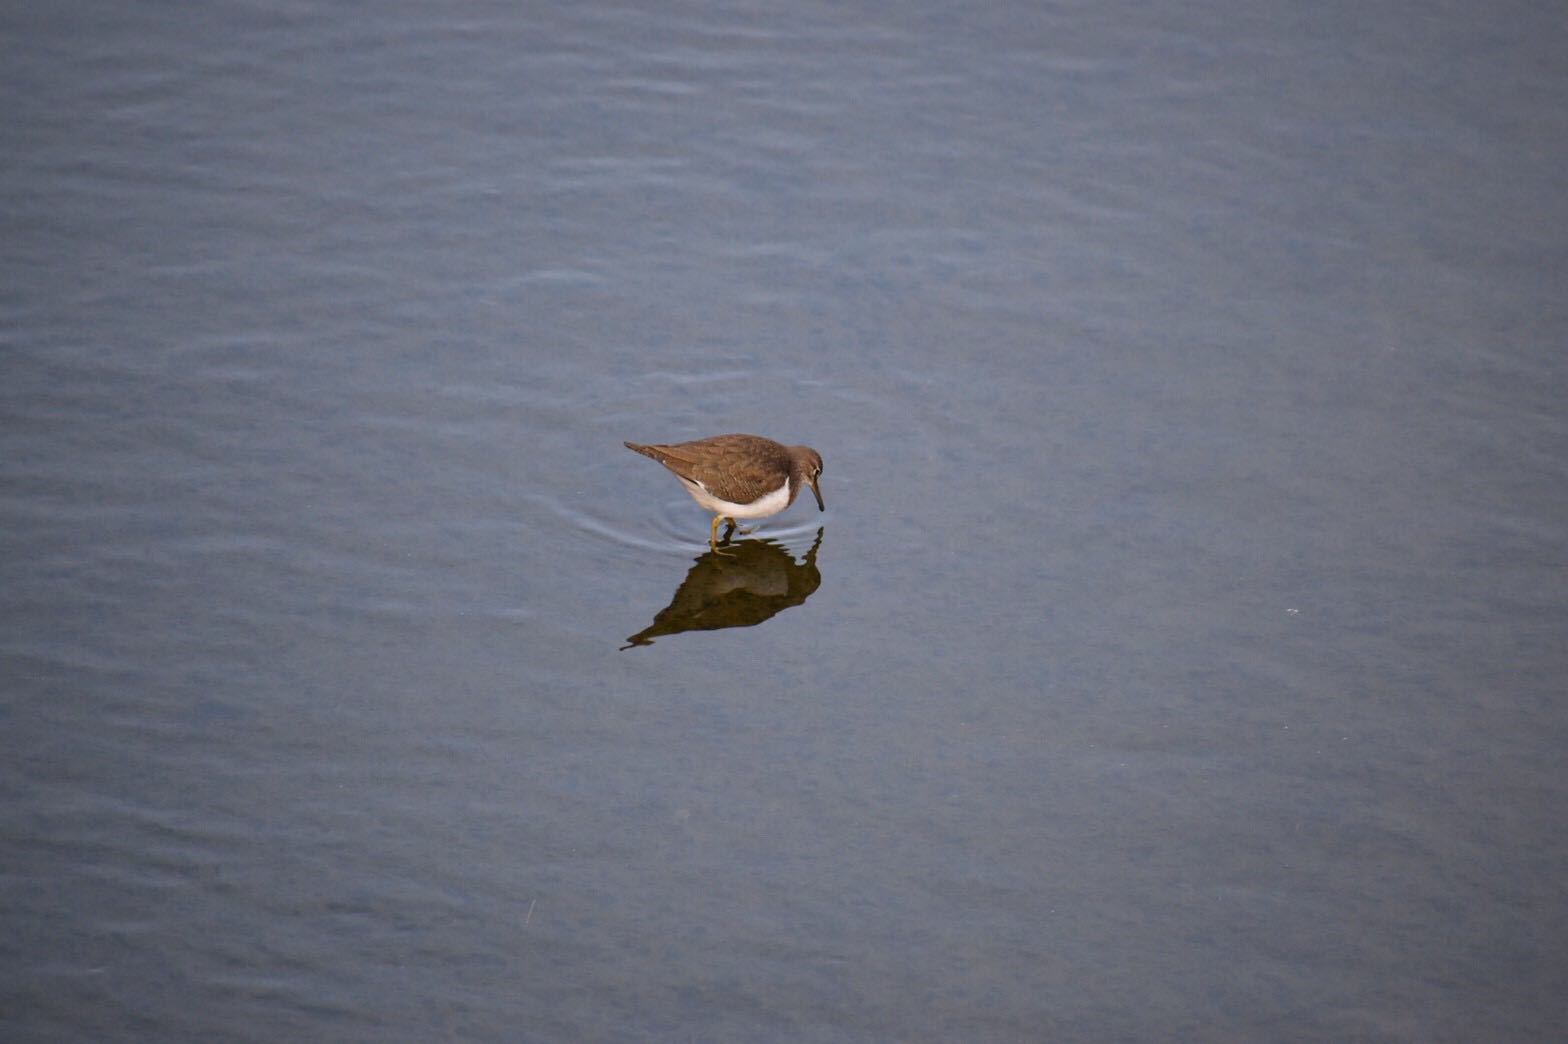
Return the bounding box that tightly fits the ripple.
[529,481,824,561]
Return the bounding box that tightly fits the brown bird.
[624,433,825,550]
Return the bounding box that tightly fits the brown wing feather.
[624,434,793,506]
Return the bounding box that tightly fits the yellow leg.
[709,515,739,555]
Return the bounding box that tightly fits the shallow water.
[4,1,1567,1040]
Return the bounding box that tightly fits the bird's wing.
[635,435,791,504]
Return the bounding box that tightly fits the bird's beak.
[810,478,824,511]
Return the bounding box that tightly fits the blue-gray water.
[4,2,1566,1040]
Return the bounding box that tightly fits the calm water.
[4,1,1567,1040]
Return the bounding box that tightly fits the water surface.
[4,1,1567,1040]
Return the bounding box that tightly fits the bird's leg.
[710,515,736,555]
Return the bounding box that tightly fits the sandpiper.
[624,433,825,550]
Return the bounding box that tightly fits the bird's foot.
[710,516,738,556]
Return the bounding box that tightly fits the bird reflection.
[621,528,824,650]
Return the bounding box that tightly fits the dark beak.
[810,479,824,511]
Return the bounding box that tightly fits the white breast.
[678,477,793,519]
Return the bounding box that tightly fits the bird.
[624,433,825,550]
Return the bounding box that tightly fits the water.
[4,1,1566,1040]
